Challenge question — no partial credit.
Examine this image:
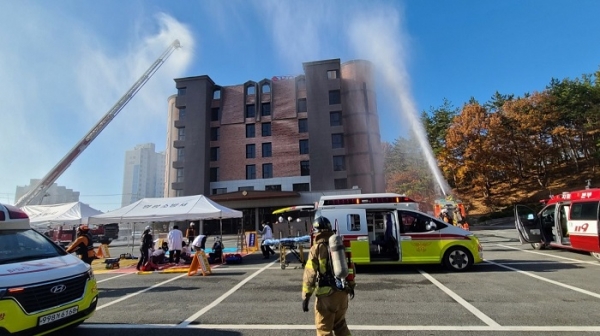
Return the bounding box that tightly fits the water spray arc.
[15,40,182,208]
[348,14,450,198]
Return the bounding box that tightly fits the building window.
[262,163,273,178]
[238,186,255,191]
[299,139,309,155]
[261,102,271,116]
[210,127,220,141]
[176,168,184,183]
[298,119,308,133]
[300,160,310,176]
[177,148,185,161]
[262,83,271,93]
[245,104,256,118]
[179,108,186,120]
[297,78,306,90]
[175,189,184,197]
[327,70,339,79]
[246,144,256,159]
[213,89,221,100]
[246,165,256,179]
[211,107,220,121]
[246,85,256,95]
[178,128,185,141]
[332,133,344,149]
[262,122,272,136]
[210,167,219,182]
[178,87,186,95]
[329,90,341,105]
[246,124,255,138]
[333,155,346,171]
[293,183,310,191]
[335,178,348,190]
[266,184,281,191]
[212,188,227,195]
[297,98,307,112]
[330,111,342,126]
[262,143,272,157]
[210,147,220,161]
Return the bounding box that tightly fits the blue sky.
[1,0,599,211]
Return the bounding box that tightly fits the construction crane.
[15,39,182,208]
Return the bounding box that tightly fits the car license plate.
[38,306,78,326]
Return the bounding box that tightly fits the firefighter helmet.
[312,216,332,233]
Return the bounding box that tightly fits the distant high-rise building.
[15,180,80,205]
[121,143,165,207]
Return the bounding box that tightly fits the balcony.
[174,120,185,128]
[172,160,184,169]
[173,140,185,148]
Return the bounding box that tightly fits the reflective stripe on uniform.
[318,259,328,274]
[316,286,332,296]
[303,284,315,294]
[305,260,318,270]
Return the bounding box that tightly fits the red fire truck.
[514,185,600,261]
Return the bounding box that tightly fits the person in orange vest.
[65,225,96,265]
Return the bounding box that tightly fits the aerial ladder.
[15,40,182,208]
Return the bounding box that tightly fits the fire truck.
[45,224,119,247]
[311,193,483,271]
[514,185,600,261]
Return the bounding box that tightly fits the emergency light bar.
[323,196,415,206]
[0,204,29,221]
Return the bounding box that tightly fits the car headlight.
[87,267,95,280]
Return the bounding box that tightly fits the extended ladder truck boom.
[15,40,182,208]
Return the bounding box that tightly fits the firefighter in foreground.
[65,225,97,265]
[302,216,355,336]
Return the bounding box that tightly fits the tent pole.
[219,218,223,239]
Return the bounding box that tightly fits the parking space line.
[496,244,600,266]
[485,260,600,299]
[96,274,187,310]
[80,323,600,332]
[419,270,500,327]
[97,273,130,283]
[478,261,580,266]
[179,258,279,326]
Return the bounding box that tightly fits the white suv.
[0,203,98,335]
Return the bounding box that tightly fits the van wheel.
[590,252,600,261]
[443,247,473,272]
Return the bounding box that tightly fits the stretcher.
[264,235,311,269]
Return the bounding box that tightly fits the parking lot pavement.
[58,228,600,336]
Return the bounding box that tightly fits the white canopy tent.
[21,202,104,229]
[88,195,243,240]
[89,195,242,223]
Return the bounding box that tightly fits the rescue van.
[514,187,600,261]
[312,193,483,271]
[0,203,98,335]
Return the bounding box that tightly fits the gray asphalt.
[54,227,600,336]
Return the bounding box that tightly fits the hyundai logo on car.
[50,284,67,294]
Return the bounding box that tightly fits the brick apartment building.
[164,58,385,234]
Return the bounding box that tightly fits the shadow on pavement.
[355,258,586,275]
[57,326,242,336]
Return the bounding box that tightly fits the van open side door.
[514,205,543,244]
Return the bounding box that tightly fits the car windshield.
[0,229,66,265]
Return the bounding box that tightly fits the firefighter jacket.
[66,232,95,259]
[302,231,336,300]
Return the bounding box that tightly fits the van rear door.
[514,205,543,244]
